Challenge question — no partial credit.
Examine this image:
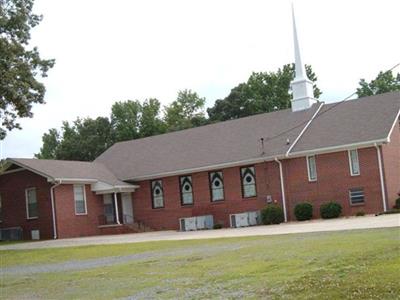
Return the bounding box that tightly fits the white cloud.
[2,0,399,158]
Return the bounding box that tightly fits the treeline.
[35,65,399,161]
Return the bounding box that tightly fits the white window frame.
[306,155,317,182]
[348,149,360,176]
[74,184,88,215]
[25,187,38,220]
[349,188,365,206]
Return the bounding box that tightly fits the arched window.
[240,166,257,198]
[151,180,164,208]
[180,176,193,205]
[209,171,224,201]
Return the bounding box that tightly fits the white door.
[121,193,134,224]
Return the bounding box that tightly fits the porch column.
[113,192,121,224]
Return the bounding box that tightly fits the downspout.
[375,144,387,212]
[275,158,288,222]
[114,192,121,224]
[50,180,62,239]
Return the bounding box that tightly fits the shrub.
[294,203,313,221]
[320,202,342,219]
[394,198,400,209]
[355,211,365,217]
[213,223,223,229]
[261,205,284,225]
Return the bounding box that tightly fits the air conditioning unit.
[248,211,261,226]
[179,217,197,231]
[230,211,261,228]
[230,213,249,228]
[180,215,214,231]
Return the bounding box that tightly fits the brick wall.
[54,184,104,239]
[0,170,53,239]
[284,147,384,220]
[133,147,386,229]
[381,119,400,209]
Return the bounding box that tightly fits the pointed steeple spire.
[292,4,306,80]
[290,4,316,112]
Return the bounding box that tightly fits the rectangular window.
[209,171,224,201]
[25,188,38,219]
[307,155,317,181]
[348,149,360,176]
[151,180,164,208]
[241,166,257,198]
[74,185,87,215]
[180,176,193,205]
[349,188,365,205]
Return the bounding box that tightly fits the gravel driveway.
[1,214,399,251]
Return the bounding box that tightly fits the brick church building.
[1,12,399,240]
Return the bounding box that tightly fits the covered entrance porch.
[100,192,134,226]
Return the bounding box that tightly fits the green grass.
[1,228,399,299]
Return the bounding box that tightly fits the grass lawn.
[1,227,399,299]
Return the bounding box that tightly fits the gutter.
[374,144,387,212]
[275,158,288,222]
[50,180,62,239]
[286,102,324,157]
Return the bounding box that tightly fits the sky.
[2,0,399,159]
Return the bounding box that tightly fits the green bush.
[394,198,400,209]
[261,205,284,225]
[213,223,223,229]
[320,202,342,219]
[294,203,313,221]
[355,211,365,217]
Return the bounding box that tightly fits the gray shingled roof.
[7,158,131,186]
[95,92,400,181]
[5,92,399,182]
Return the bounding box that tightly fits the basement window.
[0,194,2,222]
[151,180,164,208]
[74,185,87,215]
[25,188,38,219]
[209,171,224,202]
[307,155,317,182]
[349,188,365,205]
[348,149,360,176]
[241,166,257,198]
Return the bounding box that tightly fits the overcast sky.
[2,0,399,159]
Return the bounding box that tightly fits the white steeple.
[290,5,316,112]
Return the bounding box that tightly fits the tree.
[111,100,141,142]
[36,117,113,161]
[357,70,400,98]
[139,98,166,138]
[35,128,59,159]
[0,0,55,139]
[207,64,321,122]
[164,89,207,131]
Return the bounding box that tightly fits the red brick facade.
[0,170,53,239]
[1,143,398,239]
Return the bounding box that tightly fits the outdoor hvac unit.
[180,215,214,231]
[248,211,261,226]
[230,211,261,228]
[230,213,249,228]
[0,227,23,241]
[180,217,197,231]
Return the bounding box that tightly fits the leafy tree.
[139,98,166,138]
[111,100,141,142]
[207,64,321,122]
[36,117,113,161]
[357,70,400,98]
[35,128,59,159]
[0,0,55,139]
[164,89,207,131]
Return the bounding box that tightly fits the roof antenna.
[260,137,265,155]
